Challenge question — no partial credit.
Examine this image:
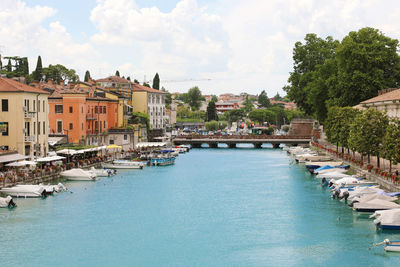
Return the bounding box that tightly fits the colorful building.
[131,83,168,134]
[0,78,49,157]
[215,101,239,113]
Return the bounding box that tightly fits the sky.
[1,0,400,96]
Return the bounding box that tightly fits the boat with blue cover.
[150,150,176,166]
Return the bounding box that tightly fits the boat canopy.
[135,142,167,149]
[354,193,398,203]
[354,199,400,210]
[159,150,174,153]
[314,165,334,172]
[371,209,400,225]
[5,160,37,167]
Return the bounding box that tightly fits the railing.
[24,112,35,119]
[24,136,35,142]
[86,114,96,120]
[175,135,312,140]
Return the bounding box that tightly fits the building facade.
[131,83,168,133]
[0,78,49,157]
[360,88,400,119]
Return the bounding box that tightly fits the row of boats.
[286,145,400,252]
[0,145,191,207]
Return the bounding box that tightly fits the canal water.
[1,146,400,266]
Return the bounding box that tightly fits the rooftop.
[0,78,49,94]
[361,89,400,104]
[131,83,168,94]
[96,76,131,84]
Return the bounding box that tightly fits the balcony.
[86,114,96,120]
[24,112,35,119]
[24,136,35,142]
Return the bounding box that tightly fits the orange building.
[43,82,118,144]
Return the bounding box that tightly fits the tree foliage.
[348,108,388,161]
[206,101,218,122]
[187,86,203,111]
[205,120,227,131]
[152,73,160,90]
[42,64,79,84]
[115,70,120,77]
[382,121,400,170]
[32,56,43,81]
[84,70,91,82]
[211,95,218,102]
[258,90,270,108]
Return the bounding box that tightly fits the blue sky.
[2,0,400,96]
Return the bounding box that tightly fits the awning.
[36,155,66,162]
[135,142,167,149]
[48,136,66,146]
[0,153,28,164]
[6,160,37,167]
[56,149,77,155]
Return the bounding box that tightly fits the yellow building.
[0,78,50,158]
[131,83,168,131]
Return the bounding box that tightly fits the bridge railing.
[175,135,312,140]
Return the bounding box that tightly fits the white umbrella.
[6,160,37,167]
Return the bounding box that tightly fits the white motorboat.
[375,239,400,251]
[14,184,56,196]
[89,167,116,177]
[0,196,16,208]
[60,168,97,181]
[314,168,347,175]
[0,185,46,198]
[346,186,382,201]
[353,199,400,212]
[38,183,67,193]
[316,171,350,180]
[371,209,400,230]
[103,160,144,169]
[349,193,397,207]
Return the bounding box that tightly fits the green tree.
[42,64,79,83]
[248,109,266,124]
[284,34,339,115]
[84,70,91,82]
[258,90,270,108]
[382,121,400,172]
[32,56,43,81]
[134,79,139,84]
[330,27,400,107]
[206,101,218,121]
[6,59,11,72]
[348,108,389,163]
[211,95,218,102]
[115,70,120,77]
[242,95,254,112]
[187,86,202,111]
[225,109,246,123]
[273,93,283,101]
[143,82,150,87]
[152,73,160,90]
[205,120,218,131]
[127,76,131,81]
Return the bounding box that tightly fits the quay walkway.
[174,135,311,148]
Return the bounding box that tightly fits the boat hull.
[385,243,400,252]
[103,164,143,169]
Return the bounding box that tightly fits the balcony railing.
[86,114,96,120]
[24,136,35,142]
[24,112,35,119]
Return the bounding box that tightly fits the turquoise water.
[1,146,400,266]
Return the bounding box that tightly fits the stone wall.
[288,118,316,136]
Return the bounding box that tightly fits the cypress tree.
[33,56,43,81]
[206,100,218,121]
[152,73,160,89]
[84,70,91,82]
[115,70,120,77]
[6,59,11,72]
[0,54,2,70]
[127,76,131,81]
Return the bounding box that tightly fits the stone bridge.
[173,135,311,148]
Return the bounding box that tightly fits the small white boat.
[315,168,347,175]
[375,239,400,251]
[353,199,400,212]
[89,167,116,177]
[103,160,144,169]
[0,185,46,198]
[60,168,97,181]
[14,184,56,195]
[371,209,400,230]
[316,171,350,180]
[0,196,16,208]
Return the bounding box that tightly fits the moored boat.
[371,209,400,230]
[60,168,97,181]
[89,167,116,177]
[0,196,16,208]
[352,199,400,212]
[0,185,46,198]
[374,239,400,251]
[150,157,175,166]
[103,160,144,169]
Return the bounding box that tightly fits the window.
[57,121,62,133]
[43,122,45,135]
[124,134,127,140]
[38,100,40,112]
[43,101,45,112]
[69,123,73,130]
[33,100,36,111]
[33,122,36,135]
[109,139,114,144]
[81,107,83,113]
[95,106,98,114]
[1,99,8,112]
[95,121,98,131]
[82,123,84,130]
[0,122,8,136]
[69,106,73,113]
[103,121,105,128]
[103,106,106,113]
[55,105,63,113]
[38,122,41,135]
